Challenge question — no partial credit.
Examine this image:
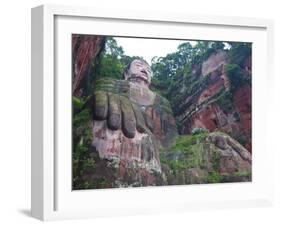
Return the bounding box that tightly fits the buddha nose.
[141,69,148,75]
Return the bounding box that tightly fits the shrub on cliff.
[160,132,209,173]
[72,97,96,189]
[225,63,251,92]
[228,42,251,67]
[191,127,209,135]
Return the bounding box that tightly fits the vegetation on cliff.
[160,131,251,184]
[72,97,95,189]
[225,63,251,92]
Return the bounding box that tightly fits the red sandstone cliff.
[72,35,105,97]
[175,50,252,151]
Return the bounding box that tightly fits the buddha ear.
[124,71,129,81]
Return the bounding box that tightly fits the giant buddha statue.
[89,59,178,185]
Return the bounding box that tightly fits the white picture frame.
[31,4,274,221]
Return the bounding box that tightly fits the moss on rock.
[160,131,251,185]
[93,91,108,120]
[131,103,147,133]
[160,132,208,173]
[120,96,136,138]
[107,93,121,130]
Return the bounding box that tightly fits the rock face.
[72,35,105,97]
[202,50,229,76]
[233,85,252,150]
[206,132,251,173]
[174,50,252,152]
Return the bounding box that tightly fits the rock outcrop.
[202,50,229,76]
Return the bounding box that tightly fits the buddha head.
[124,59,153,87]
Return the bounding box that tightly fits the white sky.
[115,37,195,64]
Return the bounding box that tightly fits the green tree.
[105,37,124,57]
[227,42,251,66]
[94,37,146,81]
[94,37,127,80]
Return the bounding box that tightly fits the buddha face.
[124,59,153,86]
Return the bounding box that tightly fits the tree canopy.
[93,37,145,82]
[90,37,251,108]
